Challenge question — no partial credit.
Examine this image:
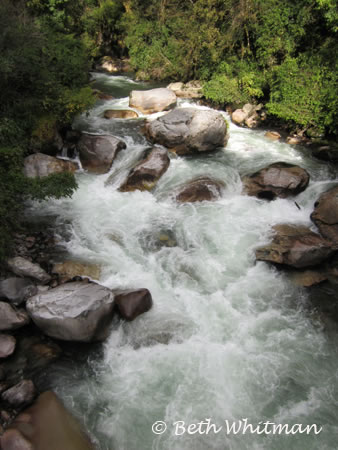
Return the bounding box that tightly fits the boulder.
[0,335,16,359]
[175,177,224,203]
[265,131,281,141]
[114,289,153,321]
[231,103,263,128]
[77,133,126,174]
[24,154,78,178]
[7,257,51,284]
[2,380,36,408]
[0,278,37,305]
[255,224,335,269]
[52,261,101,282]
[104,109,139,119]
[129,88,177,114]
[145,107,229,155]
[0,303,30,331]
[26,282,115,342]
[242,162,310,200]
[312,145,338,163]
[286,135,308,146]
[0,391,94,450]
[288,269,327,287]
[96,56,131,73]
[311,185,338,243]
[119,146,170,192]
[167,80,203,99]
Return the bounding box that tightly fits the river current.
[29,73,338,450]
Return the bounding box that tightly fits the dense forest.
[0,0,337,259]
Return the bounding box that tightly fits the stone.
[255,224,335,269]
[145,107,229,155]
[129,88,177,114]
[1,391,94,450]
[92,89,114,101]
[114,289,153,321]
[24,154,78,178]
[231,109,248,126]
[104,109,139,119]
[265,131,281,141]
[286,135,307,146]
[311,185,338,243]
[0,278,37,305]
[2,380,36,408]
[7,257,51,284]
[175,177,224,203]
[167,80,203,99]
[26,282,115,342]
[77,133,126,174]
[242,162,310,200]
[312,146,338,163]
[0,335,16,359]
[231,103,262,128]
[52,261,101,282]
[288,269,328,287]
[119,146,170,192]
[0,303,30,331]
[97,56,131,73]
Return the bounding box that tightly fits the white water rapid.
[28,73,338,450]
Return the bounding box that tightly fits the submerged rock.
[114,289,153,321]
[242,162,310,200]
[175,177,224,203]
[77,133,126,174]
[104,109,139,119]
[145,107,229,155]
[0,391,94,450]
[129,88,177,114]
[52,261,101,282]
[0,278,37,305]
[255,224,335,269]
[119,146,170,192]
[24,154,78,178]
[7,257,51,284]
[26,282,115,342]
[0,303,30,331]
[311,185,338,243]
[2,380,36,408]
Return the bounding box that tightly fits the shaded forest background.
[0,0,337,258]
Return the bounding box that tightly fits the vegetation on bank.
[0,0,337,258]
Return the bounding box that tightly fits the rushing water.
[29,73,338,450]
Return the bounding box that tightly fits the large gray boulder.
[26,282,115,342]
[24,153,78,178]
[242,162,310,200]
[129,88,177,114]
[77,133,126,174]
[311,185,338,243]
[175,177,224,203]
[255,224,335,269]
[0,278,37,305]
[145,107,229,155]
[0,302,30,331]
[119,146,170,192]
[7,257,51,284]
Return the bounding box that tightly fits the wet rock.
[0,303,30,331]
[311,185,338,243]
[242,162,310,200]
[0,278,37,305]
[114,289,153,321]
[265,131,281,141]
[1,391,94,450]
[92,89,114,101]
[119,146,170,192]
[52,261,101,282]
[129,88,177,114]
[0,335,16,359]
[167,80,203,99]
[26,282,115,342]
[288,269,327,287]
[255,224,335,269]
[24,154,78,179]
[77,133,126,174]
[104,109,139,119]
[7,257,51,284]
[175,177,224,203]
[145,107,229,155]
[312,145,338,163]
[286,135,308,146]
[2,380,36,408]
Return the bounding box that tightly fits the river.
[28,73,338,450]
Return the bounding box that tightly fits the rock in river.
[24,153,78,178]
[175,177,224,203]
[129,88,177,114]
[7,257,51,284]
[104,109,139,119]
[311,185,338,244]
[145,107,229,155]
[26,282,115,342]
[114,289,153,321]
[0,278,37,305]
